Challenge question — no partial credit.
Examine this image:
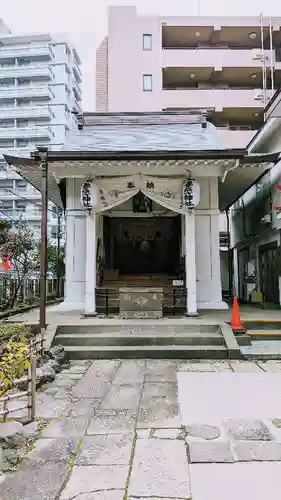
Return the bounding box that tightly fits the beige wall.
[95,6,280,147]
[107,6,162,112]
[162,89,263,111]
[162,48,274,69]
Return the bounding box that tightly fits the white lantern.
[182,179,200,209]
[90,182,100,208]
[192,180,200,207]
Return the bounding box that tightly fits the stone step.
[100,285,173,290]
[53,332,225,347]
[244,320,281,331]
[56,324,220,335]
[247,330,281,340]
[63,344,229,360]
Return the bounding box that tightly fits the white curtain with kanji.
[86,174,197,214]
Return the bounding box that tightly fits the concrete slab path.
[6,302,281,325]
[1,359,281,499]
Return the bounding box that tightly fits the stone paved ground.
[1,359,281,499]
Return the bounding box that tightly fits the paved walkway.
[1,359,281,499]
[7,302,281,324]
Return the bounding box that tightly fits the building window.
[17,140,29,147]
[143,34,152,50]
[17,120,28,128]
[143,74,153,92]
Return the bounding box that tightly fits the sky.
[0,0,281,110]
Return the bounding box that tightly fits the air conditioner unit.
[261,214,271,224]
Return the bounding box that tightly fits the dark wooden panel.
[105,216,180,275]
[259,242,279,304]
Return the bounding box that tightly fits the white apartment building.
[96,5,281,149]
[0,20,82,241]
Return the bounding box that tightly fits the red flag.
[2,255,13,270]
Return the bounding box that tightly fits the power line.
[0,208,65,241]
[0,186,64,217]
[0,162,64,217]
[0,209,26,230]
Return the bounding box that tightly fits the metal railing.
[0,277,65,311]
[163,287,187,316]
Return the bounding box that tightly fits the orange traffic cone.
[230,296,245,331]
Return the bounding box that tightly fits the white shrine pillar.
[185,211,198,316]
[84,213,97,316]
[181,215,185,256]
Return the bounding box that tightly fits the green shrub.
[24,295,39,306]
[0,334,31,396]
[47,291,57,301]
[0,323,29,343]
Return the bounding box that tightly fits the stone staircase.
[243,319,281,340]
[52,322,242,360]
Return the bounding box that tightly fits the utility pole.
[56,209,62,298]
[31,147,48,335]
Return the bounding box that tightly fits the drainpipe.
[226,209,232,297]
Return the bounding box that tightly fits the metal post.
[37,148,48,336]
[269,17,274,95]
[172,287,176,316]
[105,289,108,316]
[260,13,267,109]
[56,210,61,298]
[28,354,37,422]
[226,209,232,298]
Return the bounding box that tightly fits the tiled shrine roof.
[2,111,281,210]
[61,112,221,152]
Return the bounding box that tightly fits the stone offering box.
[119,287,163,319]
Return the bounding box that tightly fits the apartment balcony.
[0,166,21,179]
[0,187,40,199]
[162,23,281,50]
[0,64,52,80]
[0,147,35,162]
[0,85,53,100]
[217,129,256,148]
[0,126,53,140]
[0,45,51,60]
[0,209,42,221]
[72,80,82,101]
[162,48,274,70]
[15,187,40,198]
[0,106,52,120]
[162,88,268,110]
[73,63,82,83]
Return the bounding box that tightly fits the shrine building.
[4,111,279,317]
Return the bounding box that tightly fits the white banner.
[81,174,200,214]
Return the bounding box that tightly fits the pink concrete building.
[96,6,281,148]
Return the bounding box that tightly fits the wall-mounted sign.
[173,280,184,286]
